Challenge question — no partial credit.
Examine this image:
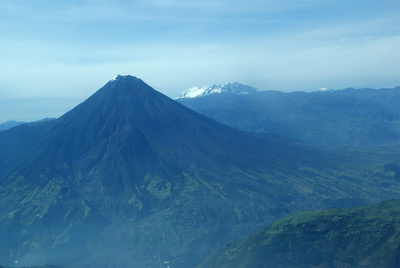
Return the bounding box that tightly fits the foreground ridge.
[199,199,400,268]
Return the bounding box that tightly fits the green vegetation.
[199,199,400,268]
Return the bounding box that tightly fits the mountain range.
[0,119,55,132]
[0,121,25,132]
[177,83,400,147]
[0,76,398,267]
[199,199,400,268]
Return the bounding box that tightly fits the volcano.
[0,75,398,267]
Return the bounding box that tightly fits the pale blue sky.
[0,0,399,123]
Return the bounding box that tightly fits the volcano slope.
[0,76,398,267]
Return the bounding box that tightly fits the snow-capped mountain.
[316,87,335,92]
[176,82,258,99]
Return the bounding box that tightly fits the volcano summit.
[0,75,398,267]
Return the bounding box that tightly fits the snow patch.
[317,87,335,92]
[176,82,258,99]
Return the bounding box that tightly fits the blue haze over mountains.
[0,76,398,267]
[177,83,400,147]
[2,83,399,148]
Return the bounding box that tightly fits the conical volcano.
[0,75,398,267]
[27,75,270,171]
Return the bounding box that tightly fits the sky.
[0,0,399,123]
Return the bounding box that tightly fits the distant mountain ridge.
[177,85,400,147]
[0,120,25,131]
[176,82,258,99]
[0,76,398,267]
[0,118,55,132]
